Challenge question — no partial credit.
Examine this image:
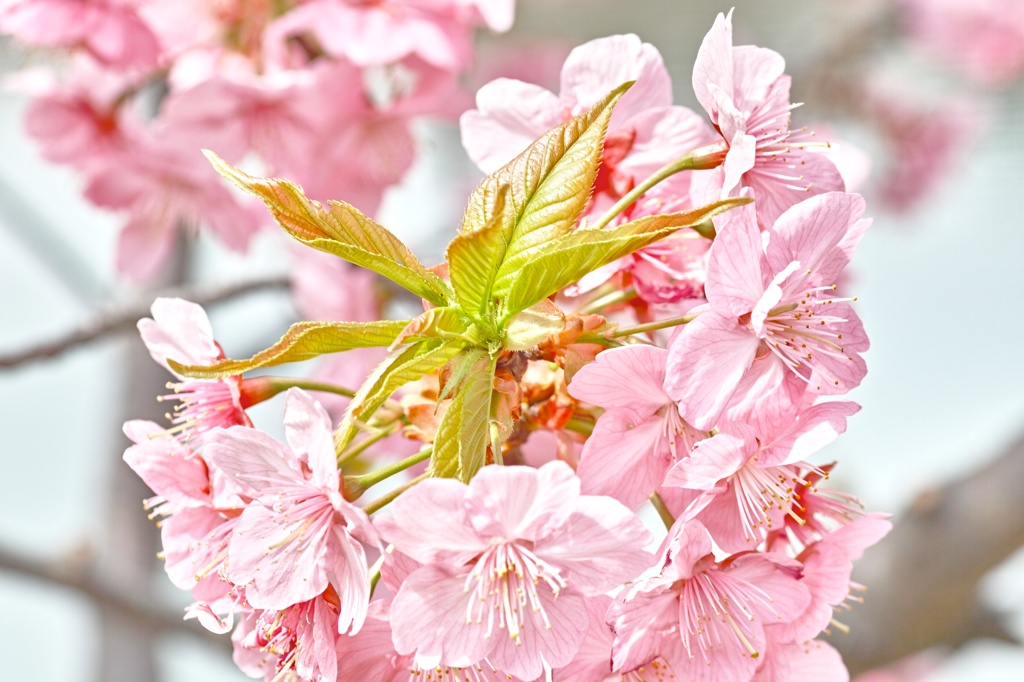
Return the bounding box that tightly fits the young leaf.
[446,185,509,322]
[204,151,450,306]
[502,197,752,316]
[389,307,474,350]
[335,339,465,452]
[503,298,565,351]
[455,82,633,307]
[167,319,411,379]
[428,349,494,482]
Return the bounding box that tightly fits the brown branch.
[0,544,225,647]
[835,432,1024,674]
[0,275,290,369]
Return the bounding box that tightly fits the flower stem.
[338,422,402,467]
[240,375,357,408]
[577,288,638,315]
[586,142,728,232]
[344,446,432,500]
[362,473,429,515]
[610,311,702,338]
[563,415,595,437]
[650,491,676,530]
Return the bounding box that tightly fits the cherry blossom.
[665,193,870,430]
[377,461,653,680]
[204,389,377,632]
[691,10,844,227]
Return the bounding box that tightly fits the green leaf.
[389,307,474,350]
[502,298,565,351]
[204,151,450,307]
[167,319,411,379]
[335,339,464,452]
[502,198,752,316]
[446,185,509,322]
[428,349,494,482]
[455,83,632,310]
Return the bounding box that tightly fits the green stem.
[610,311,702,338]
[563,416,595,437]
[650,491,677,531]
[344,446,432,499]
[362,473,429,515]
[337,422,402,466]
[368,553,385,598]
[240,375,357,408]
[577,288,638,315]
[587,143,728,232]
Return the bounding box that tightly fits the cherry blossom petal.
[460,78,564,172]
[559,34,672,125]
[203,426,302,493]
[330,526,370,634]
[567,345,669,416]
[534,496,653,594]
[390,566,493,669]
[705,203,766,316]
[488,587,588,680]
[665,312,761,431]
[465,462,580,541]
[576,411,673,510]
[692,10,735,121]
[376,478,486,565]
[282,388,338,491]
[765,192,867,286]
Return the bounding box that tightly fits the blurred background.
[2,0,1023,679]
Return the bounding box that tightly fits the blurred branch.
[0,176,110,304]
[836,431,1024,674]
[0,544,224,647]
[0,275,290,370]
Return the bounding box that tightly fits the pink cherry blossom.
[665,193,870,430]
[232,590,342,682]
[903,0,1024,87]
[376,461,653,680]
[85,134,264,281]
[461,33,713,213]
[753,630,850,682]
[663,398,859,552]
[611,519,810,682]
[337,599,533,682]
[0,0,160,70]
[203,389,377,632]
[692,10,844,227]
[138,298,252,444]
[568,344,705,509]
[263,0,477,73]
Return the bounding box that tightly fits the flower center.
[464,540,567,644]
[678,568,780,662]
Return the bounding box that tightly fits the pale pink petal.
[726,554,811,623]
[567,345,669,416]
[610,589,679,673]
[116,211,178,283]
[551,595,614,681]
[705,203,766,317]
[664,312,761,431]
[282,388,338,491]
[303,596,340,680]
[748,151,847,233]
[622,105,714,178]
[576,411,674,510]
[692,11,734,121]
[337,600,404,681]
[160,507,226,590]
[760,401,860,466]
[460,78,564,173]
[465,461,580,541]
[122,421,209,507]
[730,45,787,115]
[663,431,749,491]
[330,526,370,634]
[765,192,867,286]
[488,587,588,680]
[534,496,653,594]
[375,478,486,565]
[137,298,219,371]
[184,601,234,634]
[203,426,302,493]
[390,566,492,668]
[559,34,672,126]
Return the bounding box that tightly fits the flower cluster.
[0,0,513,280]
[124,11,890,681]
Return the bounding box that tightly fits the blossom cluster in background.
[120,11,894,681]
[0,0,514,280]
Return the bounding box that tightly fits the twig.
[0,275,290,369]
[0,544,225,646]
[835,431,1024,674]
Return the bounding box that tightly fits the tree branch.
[0,275,290,370]
[835,432,1024,674]
[0,544,225,647]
